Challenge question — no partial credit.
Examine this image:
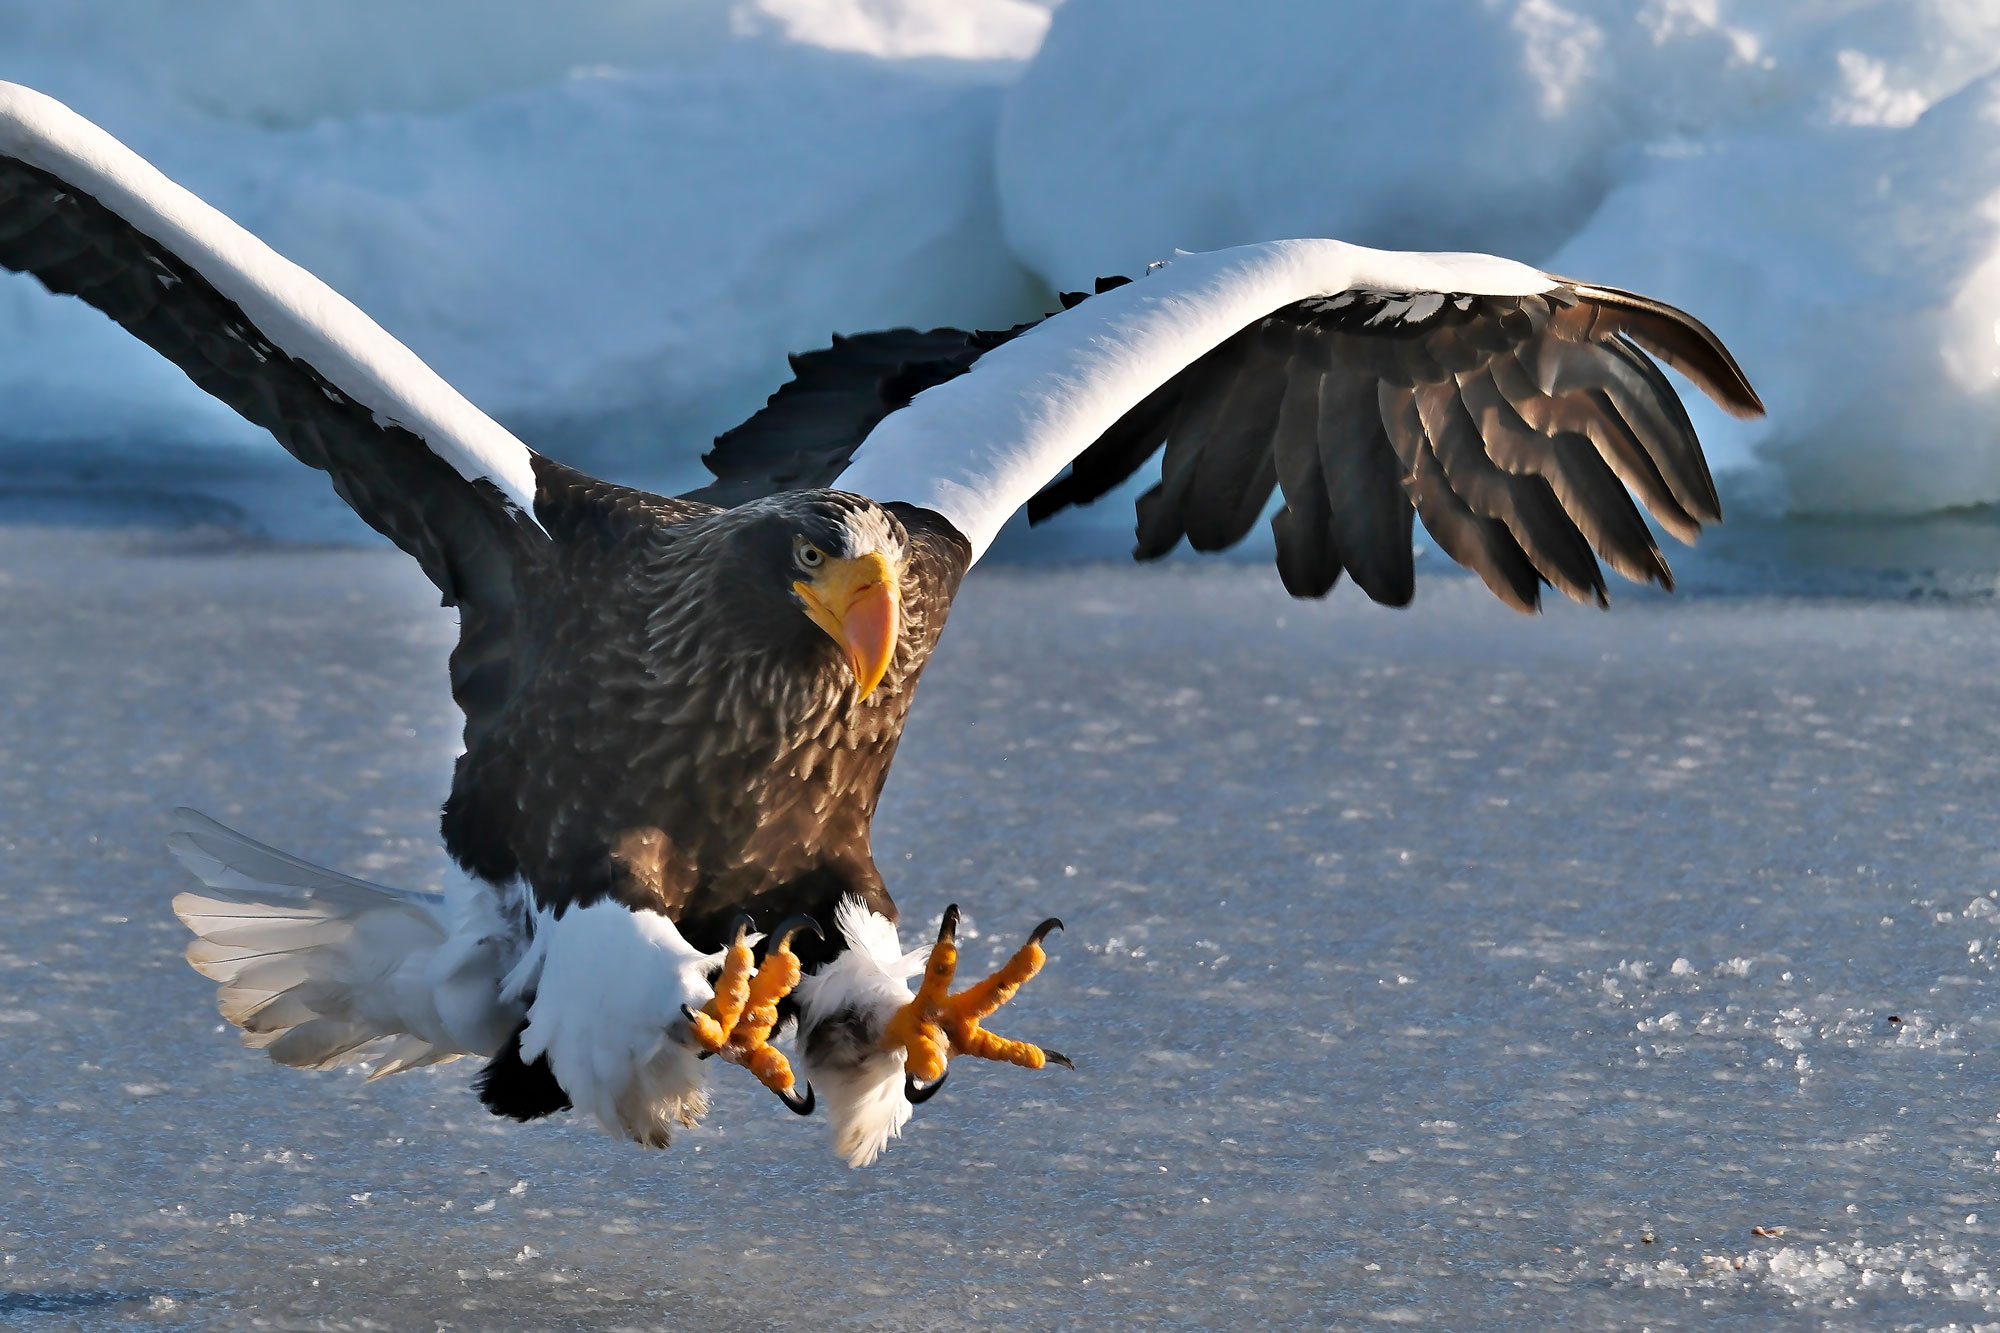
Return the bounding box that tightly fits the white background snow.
[5,1,2000,526]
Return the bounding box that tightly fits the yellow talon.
[880,905,1070,1088]
[686,916,820,1113]
[688,919,757,1052]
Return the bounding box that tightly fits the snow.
[1550,71,2000,515]
[744,0,1053,61]
[4,526,1999,1325]
[0,0,1055,510]
[10,0,2000,534]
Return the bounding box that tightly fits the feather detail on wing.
[0,81,538,512]
[0,83,664,746]
[798,239,1759,609]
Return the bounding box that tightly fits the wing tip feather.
[1560,279,1766,420]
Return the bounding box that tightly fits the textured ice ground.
[2,527,1999,1329]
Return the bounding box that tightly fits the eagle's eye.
[795,540,826,571]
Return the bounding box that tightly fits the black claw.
[680,1005,717,1058]
[776,1082,815,1117]
[769,914,823,952]
[1042,1049,1074,1071]
[728,913,757,946]
[937,903,960,944]
[1030,917,1064,946]
[904,1069,949,1105]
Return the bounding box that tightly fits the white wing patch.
[834,238,1557,563]
[0,82,540,516]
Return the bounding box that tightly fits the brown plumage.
[441,478,970,953]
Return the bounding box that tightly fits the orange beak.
[794,551,901,699]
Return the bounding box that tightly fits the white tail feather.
[168,809,527,1076]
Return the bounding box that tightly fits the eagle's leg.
[881,911,961,1082]
[880,905,1070,1083]
[685,917,819,1107]
[685,918,757,1049]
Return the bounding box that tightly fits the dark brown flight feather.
[704,276,1760,616]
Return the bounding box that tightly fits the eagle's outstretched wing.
[711,242,1762,610]
[685,323,1036,508]
[0,83,704,747]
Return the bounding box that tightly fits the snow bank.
[1551,74,2000,514]
[0,0,1054,502]
[9,0,2000,526]
[999,0,2000,516]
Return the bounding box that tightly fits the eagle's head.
[716,490,910,701]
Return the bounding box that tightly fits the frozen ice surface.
[3,527,1999,1327]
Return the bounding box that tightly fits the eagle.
[0,83,1761,1166]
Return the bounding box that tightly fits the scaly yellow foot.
[683,915,821,1115]
[880,904,1071,1103]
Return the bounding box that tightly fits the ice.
[3,526,1998,1325]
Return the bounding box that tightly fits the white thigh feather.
[512,900,718,1148]
[796,896,927,1168]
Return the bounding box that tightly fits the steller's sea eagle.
[0,83,1762,1165]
